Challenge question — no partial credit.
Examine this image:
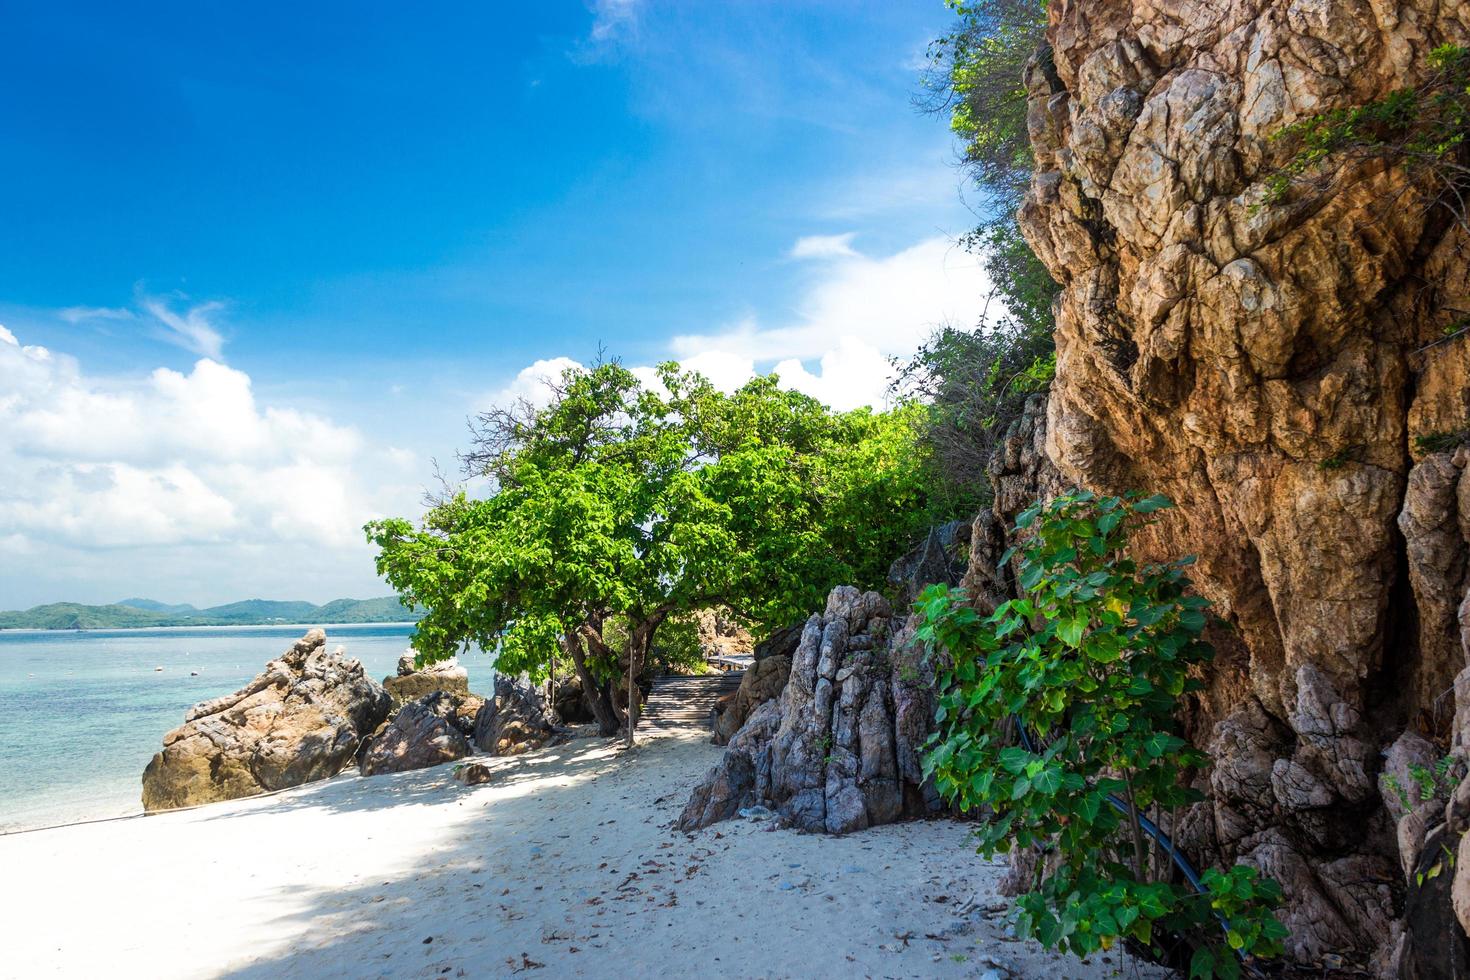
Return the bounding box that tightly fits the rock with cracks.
[359,690,475,776]
[473,676,559,756]
[679,586,943,833]
[1015,2,1470,969]
[142,629,391,810]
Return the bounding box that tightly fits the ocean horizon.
[0,623,492,833]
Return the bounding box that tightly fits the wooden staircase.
[640,671,745,732]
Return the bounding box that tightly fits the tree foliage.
[903,0,1060,494]
[917,492,1287,976]
[368,360,969,741]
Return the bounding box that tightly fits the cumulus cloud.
[483,234,992,414]
[485,356,585,410]
[670,234,990,410]
[0,327,421,604]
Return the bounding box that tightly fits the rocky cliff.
[1012,1,1470,971]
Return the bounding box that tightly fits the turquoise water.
[0,624,492,832]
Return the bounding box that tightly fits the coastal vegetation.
[368,360,975,743]
[919,493,1287,976]
[901,0,1056,496]
[0,596,417,630]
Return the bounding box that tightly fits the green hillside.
[0,596,420,630]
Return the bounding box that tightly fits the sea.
[0,623,492,833]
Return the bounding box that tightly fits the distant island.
[0,596,422,630]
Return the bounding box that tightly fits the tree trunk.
[563,631,620,737]
[623,620,659,748]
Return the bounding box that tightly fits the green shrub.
[917,490,1287,976]
[1265,44,1470,219]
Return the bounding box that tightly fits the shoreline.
[3,728,1167,979]
[0,621,420,635]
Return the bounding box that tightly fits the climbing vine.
[918,491,1288,977]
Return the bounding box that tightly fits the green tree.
[918,492,1287,975]
[368,360,967,745]
[904,0,1060,494]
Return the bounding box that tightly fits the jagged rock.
[141,629,391,811]
[692,606,753,659]
[382,652,469,706]
[1403,827,1470,979]
[677,699,781,831]
[711,654,791,746]
[887,520,972,609]
[754,623,803,662]
[679,586,940,833]
[473,676,558,756]
[359,691,473,776]
[1018,2,1470,967]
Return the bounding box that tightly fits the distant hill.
[116,598,199,615]
[0,597,421,630]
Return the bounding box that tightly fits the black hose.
[1012,719,1265,976]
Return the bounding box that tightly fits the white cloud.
[589,0,640,43]
[484,234,993,414]
[0,330,421,604]
[59,306,136,324]
[485,356,585,410]
[789,232,858,260]
[139,296,227,360]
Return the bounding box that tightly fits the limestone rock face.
[473,676,558,756]
[678,587,944,833]
[141,629,391,810]
[359,690,474,776]
[711,654,792,746]
[382,652,470,706]
[692,606,754,660]
[1019,1,1470,967]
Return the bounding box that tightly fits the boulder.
[141,629,391,811]
[551,674,595,725]
[679,586,941,833]
[711,654,791,746]
[382,651,469,706]
[473,676,558,756]
[454,761,494,786]
[359,691,473,776]
[677,699,781,831]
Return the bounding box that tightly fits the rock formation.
[678,586,943,833]
[473,676,559,756]
[550,673,595,725]
[1010,1,1470,970]
[141,629,391,810]
[711,653,792,746]
[382,651,470,706]
[359,690,479,776]
[691,606,754,660]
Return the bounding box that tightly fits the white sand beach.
[4,730,1165,979]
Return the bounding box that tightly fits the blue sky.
[0,1,992,608]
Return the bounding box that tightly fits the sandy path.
[3,730,1164,979]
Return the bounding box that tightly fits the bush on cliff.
[919,491,1288,977]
